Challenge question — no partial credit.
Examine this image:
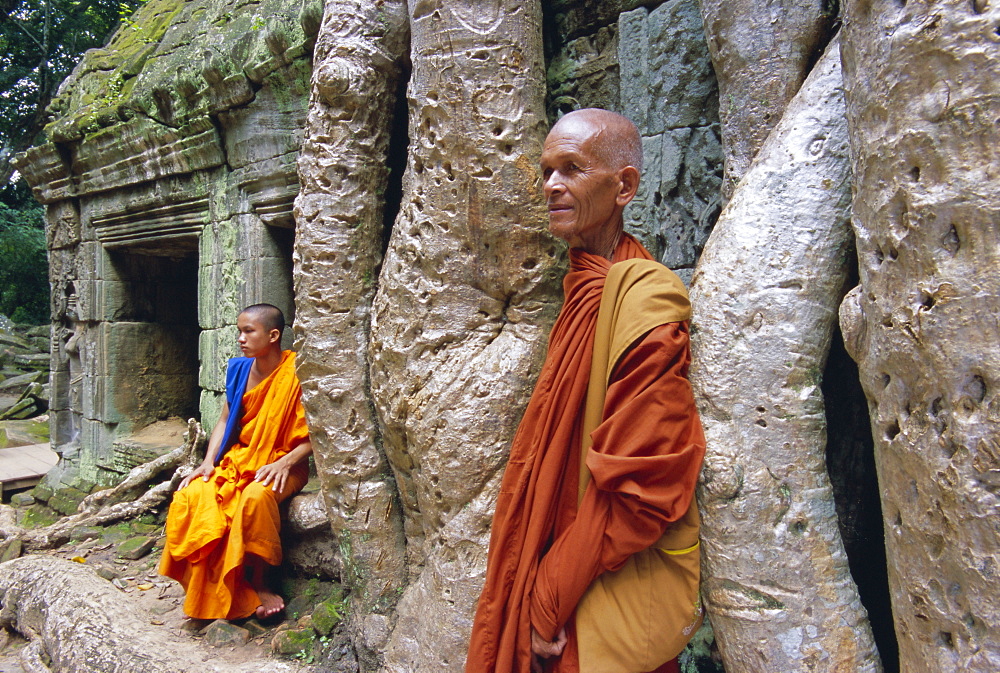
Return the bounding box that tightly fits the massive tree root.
[367,3,561,671]
[699,0,834,200]
[689,38,882,672]
[0,556,302,673]
[840,1,1000,669]
[292,1,410,667]
[0,419,205,551]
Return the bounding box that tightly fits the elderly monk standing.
[467,109,706,673]
[160,303,313,621]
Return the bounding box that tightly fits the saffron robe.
[160,350,310,620]
[466,235,706,673]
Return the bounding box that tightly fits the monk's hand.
[255,458,292,494]
[179,461,214,489]
[530,626,567,673]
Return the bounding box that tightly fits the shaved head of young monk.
[237,304,284,360]
[240,303,285,333]
[540,108,642,259]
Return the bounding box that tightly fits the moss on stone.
[44,0,312,142]
[102,521,134,545]
[18,506,59,529]
[311,597,344,636]
[271,628,314,656]
[130,521,161,536]
[47,486,89,515]
[30,482,53,503]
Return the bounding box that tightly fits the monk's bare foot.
[255,590,285,619]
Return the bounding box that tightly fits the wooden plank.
[3,476,42,492]
[0,443,58,490]
[4,445,55,472]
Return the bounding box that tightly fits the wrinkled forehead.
[544,114,605,149]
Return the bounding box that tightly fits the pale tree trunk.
[839,2,1000,670]
[368,2,561,670]
[292,2,410,669]
[689,38,882,672]
[699,0,833,200]
[0,556,302,673]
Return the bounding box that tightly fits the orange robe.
[466,235,706,673]
[159,350,310,620]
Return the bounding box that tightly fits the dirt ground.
[0,524,335,672]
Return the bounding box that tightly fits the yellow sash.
[576,258,703,673]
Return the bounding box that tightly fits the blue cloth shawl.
[214,356,254,464]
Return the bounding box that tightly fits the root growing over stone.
[0,418,206,551]
[0,555,302,673]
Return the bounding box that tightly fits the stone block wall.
[546,0,722,282]
[13,0,320,488]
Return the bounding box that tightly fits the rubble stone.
[9,492,35,507]
[203,620,251,648]
[47,486,88,516]
[116,536,157,561]
[270,628,313,656]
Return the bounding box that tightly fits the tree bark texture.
[368,1,561,670]
[699,0,833,200]
[689,39,882,672]
[839,1,1000,670]
[0,556,302,673]
[292,1,410,667]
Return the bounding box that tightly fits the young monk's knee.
[240,480,279,512]
[251,468,309,504]
[167,476,211,517]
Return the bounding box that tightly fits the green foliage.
[291,632,332,665]
[0,0,146,180]
[117,0,155,42]
[0,198,48,324]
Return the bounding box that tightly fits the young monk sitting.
[160,303,313,621]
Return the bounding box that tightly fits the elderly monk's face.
[540,117,623,251]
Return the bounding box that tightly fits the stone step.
[95,418,190,483]
[8,351,49,370]
[0,333,31,351]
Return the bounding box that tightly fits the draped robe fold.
[466,235,706,673]
[160,350,310,620]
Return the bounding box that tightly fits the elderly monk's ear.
[615,165,640,208]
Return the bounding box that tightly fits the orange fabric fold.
[466,234,705,673]
[529,322,704,645]
[465,234,704,673]
[160,350,309,620]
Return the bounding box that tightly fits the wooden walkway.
[0,443,58,495]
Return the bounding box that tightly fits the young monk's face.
[237,312,278,358]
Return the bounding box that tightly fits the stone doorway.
[89,247,200,485]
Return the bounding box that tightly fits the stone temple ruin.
[14,0,311,494]
[8,0,793,668]
[14,0,723,503]
[10,0,900,670]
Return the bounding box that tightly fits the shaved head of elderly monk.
[467,109,707,673]
[160,303,313,623]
